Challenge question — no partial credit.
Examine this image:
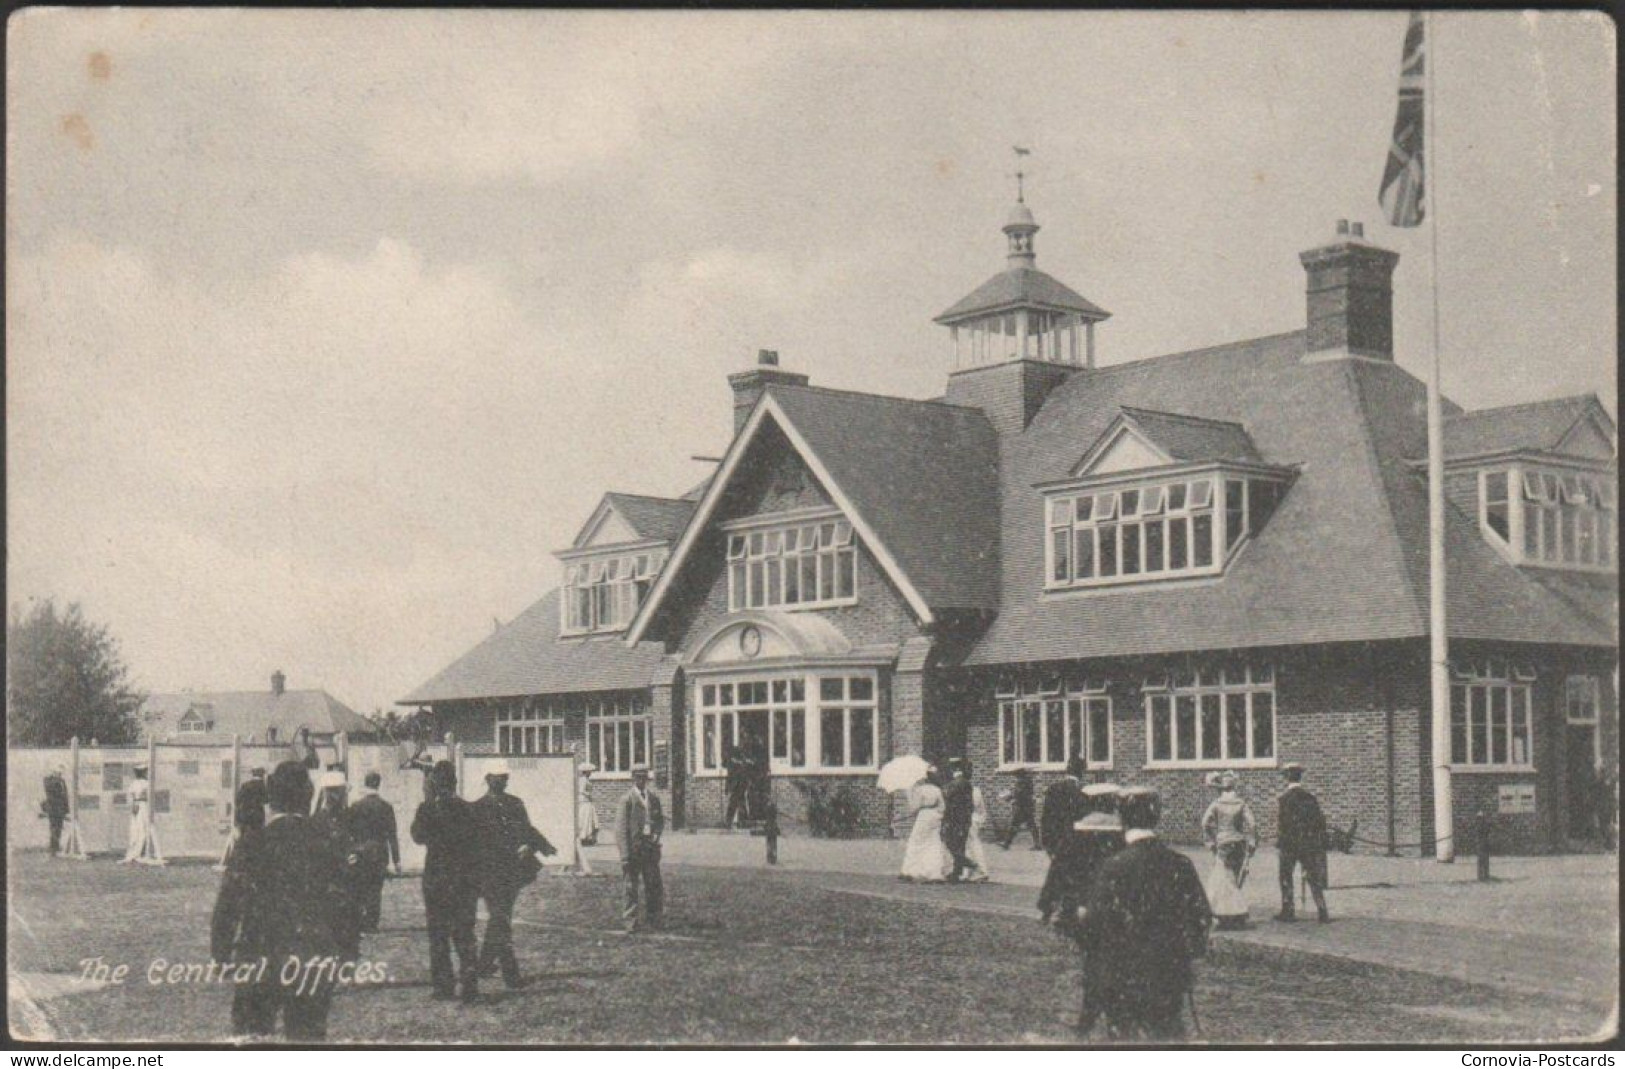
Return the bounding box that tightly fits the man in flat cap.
[211,760,350,1039]
[615,764,664,932]
[410,760,480,1002]
[1275,763,1330,923]
[1076,786,1212,1040]
[942,758,977,883]
[471,759,556,988]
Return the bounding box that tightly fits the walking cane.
[1186,987,1202,1037]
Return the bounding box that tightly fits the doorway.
[1565,722,1600,841]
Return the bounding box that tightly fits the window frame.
[1499,463,1616,574]
[584,696,653,779]
[495,698,569,756]
[692,669,879,777]
[1448,673,1536,772]
[724,514,858,613]
[995,682,1113,771]
[560,548,669,636]
[1142,664,1278,769]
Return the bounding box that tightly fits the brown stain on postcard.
[61,114,93,151]
[88,52,113,81]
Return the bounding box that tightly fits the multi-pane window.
[562,550,667,634]
[997,681,1112,769]
[1565,676,1601,724]
[1048,478,1216,586]
[1145,664,1276,766]
[1515,468,1614,570]
[695,672,877,773]
[497,699,568,756]
[586,697,652,775]
[727,519,856,610]
[177,713,213,735]
[1450,664,1535,768]
[1047,474,1286,589]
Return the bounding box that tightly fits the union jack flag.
[1379,11,1426,227]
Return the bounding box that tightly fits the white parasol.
[877,755,932,793]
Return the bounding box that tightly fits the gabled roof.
[570,492,695,550]
[602,493,695,542]
[140,688,375,741]
[627,385,1000,642]
[1072,406,1265,476]
[1444,394,1615,460]
[963,332,1614,667]
[400,589,670,704]
[935,267,1109,324]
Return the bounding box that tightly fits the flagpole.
[1425,9,1455,863]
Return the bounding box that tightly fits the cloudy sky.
[7,10,1614,716]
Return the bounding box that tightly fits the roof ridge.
[1086,329,1305,375]
[1447,394,1596,421]
[604,491,693,505]
[767,381,992,418]
[1341,359,1430,630]
[1118,405,1249,431]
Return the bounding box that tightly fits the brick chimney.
[944,359,1075,436]
[728,349,809,434]
[1299,219,1401,360]
[271,670,286,696]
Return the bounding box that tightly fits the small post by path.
[1475,807,1492,882]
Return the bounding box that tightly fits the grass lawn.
[7,850,1611,1045]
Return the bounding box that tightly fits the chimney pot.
[1336,219,1350,236]
[758,349,779,367]
[1351,222,1365,239]
[271,670,286,696]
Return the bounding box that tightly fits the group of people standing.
[899,758,991,883]
[206,754,669,1039]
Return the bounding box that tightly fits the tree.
[368,705,438,744]
[7,600,145,746]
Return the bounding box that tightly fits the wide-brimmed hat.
[318,770,347,789]
[1212,771,1238,789]
[631,763,651,776]
[484,759,511,777]
[578,762,597,774]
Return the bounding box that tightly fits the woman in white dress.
[899,767,951,882]
[1200,771,1256,929]
[577,763,600,846]
[121,765,163,865]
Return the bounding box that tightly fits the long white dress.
[965,785,991,881]
[900,783,952,882]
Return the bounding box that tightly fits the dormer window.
[1474,463,1614,572]
[562,549,667,635]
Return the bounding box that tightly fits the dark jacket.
[234,778,267,832]
[1078,835,1213,998]
[1040,778,1084,855]
[210,814,351,964]
[411,794,479,898]
[1277,785,1328,856]
[471,791,555,892]
[42,773,70,819]
[942,777,974,832]
[1010,776,1036,816]
[346,793,401,870]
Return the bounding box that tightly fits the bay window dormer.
[1040,407,1294,591]
[559,547,668,635]
[1471,462,1615,572]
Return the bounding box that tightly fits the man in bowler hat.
[410,760,480,1002]
[1276,763,1330,923]
[471,759,556,988]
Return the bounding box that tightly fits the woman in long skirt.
[1200,771,1256,929]
[964,764,992,882]
[899,768,951,883]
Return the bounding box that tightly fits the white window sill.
[1448,764,1537,775]
[996,763,1113,773]
[692,766,878,779]
[727,597,859,614]
[1143,759,1279,771]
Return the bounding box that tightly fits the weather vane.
[1011,145,1032,202]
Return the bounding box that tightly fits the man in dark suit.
[210,760,351,1040]
[411,760,480,1003]
[1037,756,1088,927]
[1000,767,1040,850]
[723,747,750,828]
[346,771,401,934]
[942,758,976,882]
[41,767,70,856]
[1076,786,1213,1040]
[235,767,268,833]
[471,760,556,988]
[615,764,665,932]
[1276,762,1330,923]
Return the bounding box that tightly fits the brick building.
[402,202,1616,853]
